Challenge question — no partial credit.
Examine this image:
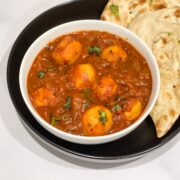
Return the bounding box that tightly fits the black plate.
[7,0,180,162]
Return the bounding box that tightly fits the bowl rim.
[19,19,160,144]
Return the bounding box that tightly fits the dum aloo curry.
[27,31,152,136]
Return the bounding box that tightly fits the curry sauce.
[27,31,152,136]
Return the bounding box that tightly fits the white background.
[0,0,180,179]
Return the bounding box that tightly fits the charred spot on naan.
[164,15,170,19]
[170,109,177,117]
[165,92,173,100]
[162,38,168,44]
[152,3,167,10]
[129,0,146,10]
[138,8,147,14]
[174,8,180,17]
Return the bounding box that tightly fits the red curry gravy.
[27,31,152,136]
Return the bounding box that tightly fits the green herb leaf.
[167,32,173,36]
[150,0,154,5]
[110,4,119,17]
[38,71,45,78]
[88,46,101,55]
[51,113,68,126]
[51,116,61,126]
[63,96,72,110]
[98,110,107,125]
[112,104,121,112]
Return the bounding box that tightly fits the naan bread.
[101,0,180,27]
[101,0,180,137]
[128,8,180,137]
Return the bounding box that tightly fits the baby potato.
[101,45,127,62]
[82,106,112,136]
[52,36,82,65]
[124,99,142,121]
[93,76,117,101]
[71,64,96,89]
[32,87,56,107]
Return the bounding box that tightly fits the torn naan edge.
[101,0,180,27]
[128,8,180,137]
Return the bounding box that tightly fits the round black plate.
[7,0,180,162]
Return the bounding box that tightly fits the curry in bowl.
[27,30,152,136]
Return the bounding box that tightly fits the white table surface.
[0,0,180,179]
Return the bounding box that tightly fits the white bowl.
[19,20,160,145]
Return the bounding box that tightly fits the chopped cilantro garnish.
[110,4,119,17]
[88,46,101,55]
[167,32,173,36]
[63,96,72,110]
[51,114,67,126]
[112,104,121,112]
[51,116,61,126]
[38,71,45,78]
[98,110,107,125]
[150,0,154,5]
[37,67,55,78]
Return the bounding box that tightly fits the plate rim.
[6,0,180,161]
